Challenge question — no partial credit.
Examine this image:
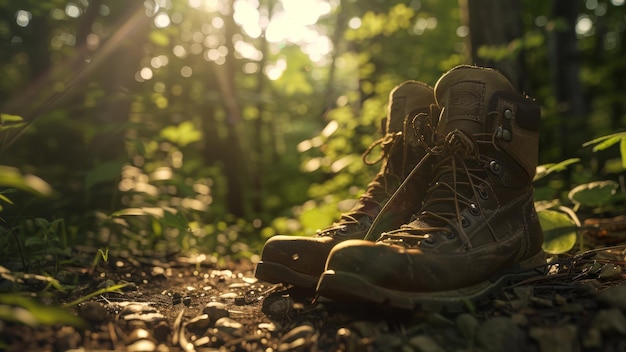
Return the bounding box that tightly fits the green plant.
[535,133,626,255]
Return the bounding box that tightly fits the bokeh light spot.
[180,66,193,78]
[140,67,153,80]
[16,10,32,27]
[65,3,81,18]
[154,12,171,28]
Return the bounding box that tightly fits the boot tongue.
[436,81,487,137]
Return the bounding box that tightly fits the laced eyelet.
[478,187,489,200]
[423,235,437,245]
[489,161,501,174]
[460,216,470,227]
[338,226,348,234]
[445,231,457,239]
[469,203,480,216]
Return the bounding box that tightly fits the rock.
[592,308,626,335]
[79,301,108,324]
[529,325,578,352]
[219,292,239,299]
[408,335,445,352]
[126,320,148,331]
[476,317,527,352]
[186,314,211,333]
[127,328,154,344]
[55,326,80,351]
[126,339,156,352]
[120,303,157,316]
[193,335,212,347]
[278,325,317,351]
[350,320,386,338]
[559,303,585,314]
[214,317,244,336]
[582,328,603,350]
[599,263,622,281]
[596,283,626,310]
[258,322,277,332]
[203,301,229,322]
[530,296,554,308]
[455,313,479,341]
[373,333,405,351]
[513,286,533,301]
[123,312,167,325]
[153,321,171,343]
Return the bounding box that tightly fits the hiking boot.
[254,81,437,289]
[317,65,546,311]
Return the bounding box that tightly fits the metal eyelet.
[423,235,437,245]
[502,129,512,141]
[495,127,512,141]
[504,109,514,120]
[460,216,470,227]
[489,161,501,174]
[469,203,480,216]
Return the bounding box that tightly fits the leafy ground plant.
[536,135,626,255]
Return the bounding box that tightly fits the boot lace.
[317,130,405,237]
[379,129,498,248]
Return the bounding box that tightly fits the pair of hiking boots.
[255,65,547,311]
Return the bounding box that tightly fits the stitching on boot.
[448,81,485,123]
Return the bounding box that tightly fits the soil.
[3,237,626,352]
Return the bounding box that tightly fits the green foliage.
[535,132,626,254]
[0,293,84,327]
[0,166,54,199]
[61,283,128,308]
[0,113,25,132]
[583,132,626,169]
[568,181,618,209]
[538,209,578,255]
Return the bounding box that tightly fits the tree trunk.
[211,0,252,218]
[549,0,585,158]
[459,0,526,92]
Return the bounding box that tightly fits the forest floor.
[3,237,626,352]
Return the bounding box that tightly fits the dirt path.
[3,246,626,351]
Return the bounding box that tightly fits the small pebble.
[278,324,317,351]
[219,292,239,299]
[408,335,445,352]
[455,313,479,340]
[127,328,153,344]
[80,302,108,324]
[258,322,277,332]
[186,314,211,333]
[153,321,171,343]
[214,317,244,336]
[126,339,156,352]
[203,301,229,322]
[596,283,626,310]
[55,326,80,351]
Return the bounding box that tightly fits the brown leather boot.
[254,81,437,289]
[317,65,546,311]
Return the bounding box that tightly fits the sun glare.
[232,0,334,65]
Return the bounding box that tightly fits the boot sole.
[255,260,319,290]
[317,251,547,312]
